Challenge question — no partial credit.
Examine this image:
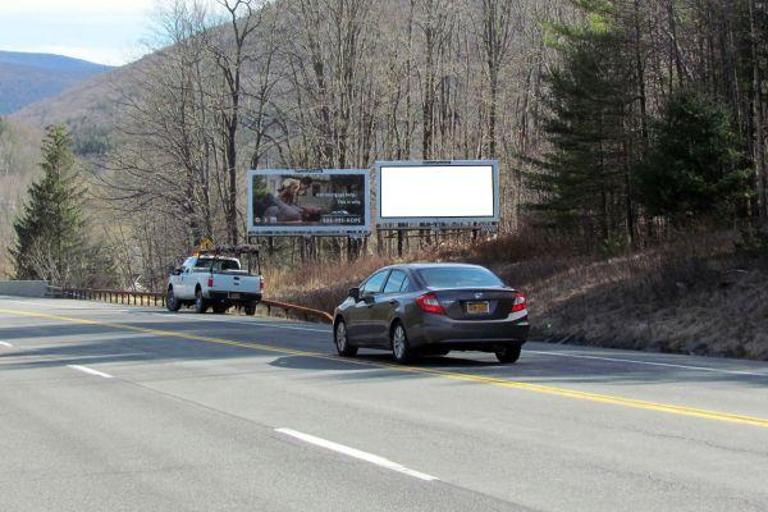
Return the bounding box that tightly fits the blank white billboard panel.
[377,161,499,224]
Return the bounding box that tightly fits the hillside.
[0,51,112,115]
[266,229,768,361]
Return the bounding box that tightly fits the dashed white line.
[527,350,768,377]
[66,364,114,379]
[0,341,13,348]
[275,428,438,482]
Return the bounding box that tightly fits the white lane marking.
[152,312,331,333]
[275,428,438,482]
[527,350,768,377]
[0,298,97,310]
[233,320,330,333]
[0,341,13,348]
[0,298,134,313]
[17,353,148,363]
[66,364,114,379]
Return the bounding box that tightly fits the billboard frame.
[375,160,500,227]
[247,168,371,237]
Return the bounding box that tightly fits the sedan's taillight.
[511,292,527,313]
[416,292,446,315]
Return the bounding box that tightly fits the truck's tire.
[212,304,228,314]
[194,288,208,314]
[243,303,257,316]
[166,287,181,312]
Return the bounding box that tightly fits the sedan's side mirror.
[348,287,360,302]
[172,267,182,276]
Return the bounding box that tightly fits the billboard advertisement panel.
[247,169,370,235]
[376,160,499,225]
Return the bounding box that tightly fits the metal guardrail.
[259,299,334,324]
[63,288,165,306]
[61,288,333,324]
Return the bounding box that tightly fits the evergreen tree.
[634,90,752,222]
[10,125,105,286]
[537,5,636,243]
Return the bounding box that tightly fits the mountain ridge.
[0,50,113,115]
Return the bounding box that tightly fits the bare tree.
[474,0,517,157]
[208,0,265,244]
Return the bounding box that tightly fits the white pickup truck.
[166,254,263,315]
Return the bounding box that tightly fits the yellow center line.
[3,306,768,429]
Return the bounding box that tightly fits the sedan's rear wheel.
[391,322,413,364]
[495,345,522,364]
[334,320,358,357]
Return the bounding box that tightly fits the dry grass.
[266,227,768,361]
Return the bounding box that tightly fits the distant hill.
[0,51,112,115]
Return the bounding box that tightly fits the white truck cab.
[166,252,263,315]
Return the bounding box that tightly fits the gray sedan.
[333,263,529,363]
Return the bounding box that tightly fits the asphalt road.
[1,296,768,512]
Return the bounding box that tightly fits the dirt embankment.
[266,229,768,361]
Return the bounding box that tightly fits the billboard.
[247,169,370,235]
[376,160,499,225]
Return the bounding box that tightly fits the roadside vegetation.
[267,227,768,360]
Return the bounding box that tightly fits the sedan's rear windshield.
[417,267,504,288]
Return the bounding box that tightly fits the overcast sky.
[0,0,157,66]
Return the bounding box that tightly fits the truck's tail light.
[416,293,445,315]
[207,276,214,288]
[260,276,265,292]
[510,292,527,313]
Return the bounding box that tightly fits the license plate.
[466,301,490,314]
[230,293,241,299]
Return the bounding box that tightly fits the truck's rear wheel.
[194,289,208,314]
[212,304,228,314]
[243,303,257,316]
[166,287,181,312]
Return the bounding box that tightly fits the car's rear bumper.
[408,311,529,350]
[207,291,262,304]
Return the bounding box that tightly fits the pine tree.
[537,3,636,244]
[634,90,752,222]
[10,125,100,286]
